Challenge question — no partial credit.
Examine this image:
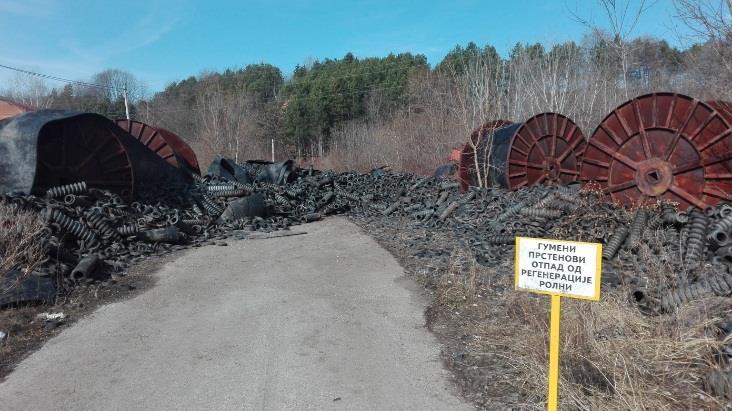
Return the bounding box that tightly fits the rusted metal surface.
[0,111,134,201]
[580,93,732,210]
[0,98,33,121]
[506,113,586,189]
[707,100,732,123]
[449,147,461,163]
[115,119,201,175]
[457,120,512,191]
[0,111,194,202]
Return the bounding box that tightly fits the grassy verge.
[354,212,731,410]
[0,203,46,298]
[427,251,731,410]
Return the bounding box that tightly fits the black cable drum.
[474,123,521,189]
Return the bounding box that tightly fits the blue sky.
[1,0,694,93]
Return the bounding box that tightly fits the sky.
[1,0,698,94]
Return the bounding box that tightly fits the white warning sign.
[514,237,602,301]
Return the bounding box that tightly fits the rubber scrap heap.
[0,164,729,396]
[0,92,731,400]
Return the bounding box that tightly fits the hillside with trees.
[3,3,732,174]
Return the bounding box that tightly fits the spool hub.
[580,93,732,210]
[506,113,587,189]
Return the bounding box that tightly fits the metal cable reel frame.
[115,119,201,175]
[0,111,136,201]
[506,112,587,189]
[707,100,732,123]
[580,93,732,210]
[457,120,512,191]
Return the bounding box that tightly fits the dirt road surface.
[0,217,471,410]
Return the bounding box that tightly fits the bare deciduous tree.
[674,0,732,94]
[571,0,653,99]
[674,0,732,41]
[1,73,54,108]
[193,82,270,164]
[445,53,509,187]
[86,69,148,103]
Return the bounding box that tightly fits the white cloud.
[59,0,183,62]
[0,0,187,91]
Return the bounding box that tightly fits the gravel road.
[0,217,471,410]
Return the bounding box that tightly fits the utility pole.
[271,138,275,162]
[123,83,130,120]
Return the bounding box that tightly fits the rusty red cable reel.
[580,93,732,210]
[457,120,512,191]
[505,113,587,189]
[115,120,201,175]
[707,100,732,123]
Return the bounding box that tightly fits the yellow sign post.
[514,237,602,411]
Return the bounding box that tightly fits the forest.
[3,1,732,174]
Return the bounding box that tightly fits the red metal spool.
[580,93,732,210]
[707,100,732,123]
[506,113,587,189]
[115,120,200,175]
[457,120,512,191]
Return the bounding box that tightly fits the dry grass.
[321,93,464,175]
[0,203,46,295]
[354,191,730,408]
[430,252,731,410]
[322,123,457,175]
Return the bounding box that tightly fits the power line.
[0,63,113,90]
[75,81,414,119]
[1,60,419,110]
[30,79,413,117]
[1,61,423,118]
[40,82,415,120]
[4,57,424,100]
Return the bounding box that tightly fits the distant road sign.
[514,237,602,301]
